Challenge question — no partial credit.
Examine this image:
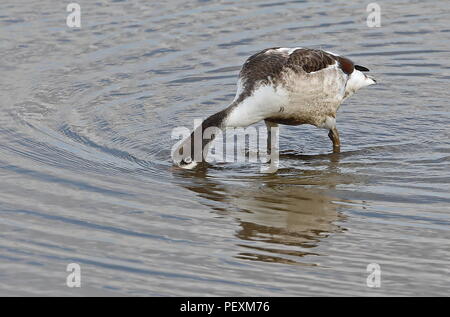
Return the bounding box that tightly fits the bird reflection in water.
[172,152,356,266]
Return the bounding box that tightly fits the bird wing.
[286,49,339,73]
[237,48,360,98]
[236,47,288,102]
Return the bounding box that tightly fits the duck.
[173,47,376,169]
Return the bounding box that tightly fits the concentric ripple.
[0,0,449,296]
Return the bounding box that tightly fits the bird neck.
[176,105,233,166]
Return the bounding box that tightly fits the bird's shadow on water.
[170,152,364,266]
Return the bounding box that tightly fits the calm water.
[0,0,449,296]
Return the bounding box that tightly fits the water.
[0,0,449,296]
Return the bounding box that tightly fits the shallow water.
[0,0,449,296]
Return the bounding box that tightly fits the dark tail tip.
[355,65,370,72]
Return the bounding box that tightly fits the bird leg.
[328,127,340,153]
[262,120,280,173]
[265,120,278,154]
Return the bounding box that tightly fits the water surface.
[0,0,449,296]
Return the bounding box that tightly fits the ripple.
[0,0,449,296]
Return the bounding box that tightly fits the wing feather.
[236,47,359,101]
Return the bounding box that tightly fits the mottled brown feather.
[238,47,287,101]
[287,49,336,73]
[239,48,356,89]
